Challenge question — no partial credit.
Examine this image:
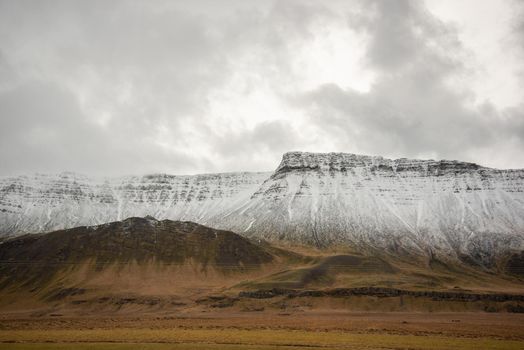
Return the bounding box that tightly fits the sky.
[0,0,523,176]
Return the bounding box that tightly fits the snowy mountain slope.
[0,171,270,235]
[1,151,524,265]
[222,152,524,265]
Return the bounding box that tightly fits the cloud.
[0,0,334,175]
[0,0,523,175]
[0,80,198,175]
[209,120,304,172]
[351,0,442,71]
[514,1,524,86]
[296,0,524,168]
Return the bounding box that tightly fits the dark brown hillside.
[0,216,274,289]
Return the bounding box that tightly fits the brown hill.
[0,217,523,316]
[0,216,277,286]
[0,217,294,313]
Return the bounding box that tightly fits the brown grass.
[1,327,523,350]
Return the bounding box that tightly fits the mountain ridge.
[276,151,489,173]
[1,151,524,267]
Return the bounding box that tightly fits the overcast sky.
[0,0,523,176]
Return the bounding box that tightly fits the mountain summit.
[1,151,523,266]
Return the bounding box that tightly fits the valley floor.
[1,311,524,350]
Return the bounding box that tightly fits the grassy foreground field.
[1,312,524,350]
[1,329,523,350]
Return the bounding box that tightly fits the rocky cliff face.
[1,152,524,266]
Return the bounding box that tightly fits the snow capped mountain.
[0,171,270,234]
[225,152,524,265]
[1,151,524,265]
